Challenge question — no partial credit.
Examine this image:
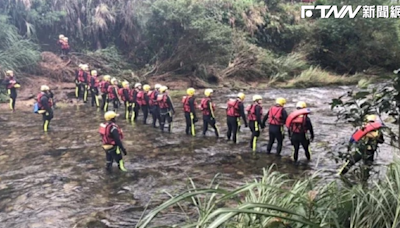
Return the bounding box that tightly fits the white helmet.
[134,83,142,88]
[154,84,162,89]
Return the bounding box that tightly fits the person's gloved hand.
[121,147,127,155]
[310,136,314,143]
[245,123,248,128]
[194,117,198,123]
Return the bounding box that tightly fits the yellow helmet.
[104,111,119,121]
[143,84,151,92]
[134,82,142,88]
[187,88,195,96]
[6,70,13,75]
[276,98,286,106]
[296,101,307,109]
[59,34,64,39]
[111,77,118,84]
[122,81,129,88]
[237,92,245,100]
[204,89,213,97]
[366,114,377,122]
[155,84,162,89]
[40,85,50,91]
[253,95,262,102]
[91,70,97,76]
[103,75,111,81]
[159,86,168,93]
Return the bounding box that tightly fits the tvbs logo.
[301,5,362,18]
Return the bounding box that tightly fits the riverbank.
[0,67,391,111]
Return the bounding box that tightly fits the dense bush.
[0,14,40,74]
[1,0,399,81]
[136,163,400,227]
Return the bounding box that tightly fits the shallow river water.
[0,85,396,227]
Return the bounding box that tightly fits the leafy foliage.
[0,14,40,74]
[0,0,399,82]
[136,163,400,227]
[305,0,400,74]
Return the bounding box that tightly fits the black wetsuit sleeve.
[167,96,175,112]
[90,77,95,87]
[238,102,247,126]
[255,106,262,126]
[144,93,150,105]
[189,97,196,115]
[306,117,314,139]
[40,95,51,112]
[133,91,137,103]
[75,70,79,81]
[123,89,130,101]
[110,126,125,149]
[282,109,288,124]
[83,72,88,84]
[262,110,270,126]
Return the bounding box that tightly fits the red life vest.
[226,99,240,117]
[91,76,99,88]
[99,81,110,93]
[182,96,192,112]
[118,88,130,102]
[200,97,215,115]
[78,70,85,83]
[137,91,145,106]
[148,90,157,106]
[107,86,118,100]
[247,104,262,121]
[6,77,16,89]
[61,40,70,49]
[99,122,124,145]
[268,106,284,125]
[157,94,169,109]
[290,115,307,133]
[37,92,53,109]
[351,122,384,142]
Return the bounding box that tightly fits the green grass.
[136,162,400,228]
[271,67,360,88]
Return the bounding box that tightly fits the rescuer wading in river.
[262,97,288,155]
[2,70,20,112]
[99,111,128,171]
[226,92,248,144]
[338,114,384,180]
[37,85,54,132]
[182,88,198,136]
[247,95,264,152]
[200,89,219,138]
[157,86,175,132]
